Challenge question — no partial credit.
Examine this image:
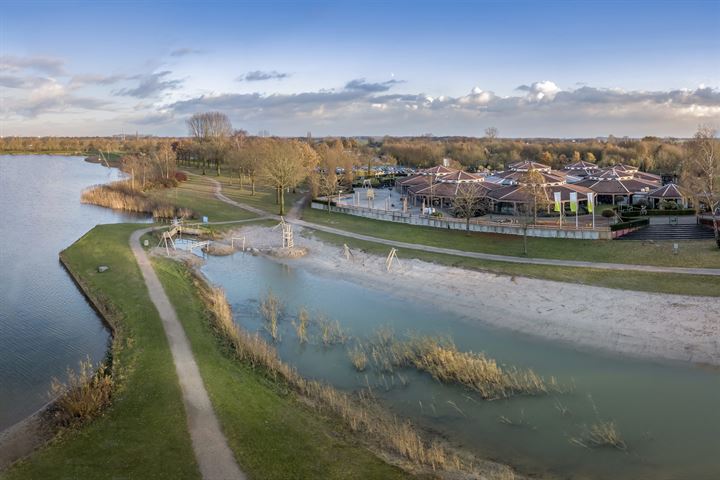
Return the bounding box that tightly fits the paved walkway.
[201,176,720,277]
[130,228,245,480]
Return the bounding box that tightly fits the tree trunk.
[275,186,280,205]
[251,178,256,196]
[216,160,220,176]
[523,227,528,255]
[466,216,470,232]
[713,215,720,249]
[279,187,286,215]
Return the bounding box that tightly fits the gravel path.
[203,176,720,277]
[130,227,245,480]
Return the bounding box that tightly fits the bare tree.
[519,168,549,225]
[186,112,233,175]
[317,170,340,212]
[261,139,319,215]
[682,125,719,247]
[485,126,499,139]
[452,183,489,231]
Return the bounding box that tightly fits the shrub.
[601,209,615,218]
[50,356,113,427]
[174,171,188,182]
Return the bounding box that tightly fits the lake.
[0,155,150,431]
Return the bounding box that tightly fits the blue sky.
[1,0,719,137]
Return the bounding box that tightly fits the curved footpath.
[130,227,245,480]
[204,177,720,277]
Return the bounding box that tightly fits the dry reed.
[315,314,348,346]
[293,307,309,343]
[50,356,113,427]
[366,333,562,400]
[348,345,368,371]
[81,180,193,220]
[571,420,627,451]
[259,289,282,342]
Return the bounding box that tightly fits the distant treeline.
[0,134,687,173]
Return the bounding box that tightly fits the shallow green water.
[202,250,720,480]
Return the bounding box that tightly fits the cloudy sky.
[1,0,719,137]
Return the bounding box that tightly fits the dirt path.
[201,175,720,277]
[130,227,245,480]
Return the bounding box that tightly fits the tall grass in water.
[365,333,561,400]
[50,356,113,427]
[192,276,516,478]
[81,180,193,219]
[315,314,348,346]
[259,289,282,342]
[348,344,368,371]
[293,307,309,343]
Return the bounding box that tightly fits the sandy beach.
[228,225,720,367]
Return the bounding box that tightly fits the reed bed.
[81,180,194,220]
[362,332,562,400]
[348,345,368,371]
[192,275,515,478]
[571,421,627,451]
[259,289,282,342]
[315,314,348,346]
[50,356,113,427]
[293,307,309,343]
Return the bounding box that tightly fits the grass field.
[179,167,304,216]
[2,224,200,480]
[149,174,260,223]
[301,207,720,268]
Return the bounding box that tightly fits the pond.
[0,155,150,431]
[201,251,720,480]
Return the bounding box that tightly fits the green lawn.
[306,230,720,297]
[2,224,199,480]
[149,174,259,223]
[153,258,413,480]
[301,207,720,268]
[179,167,304,216]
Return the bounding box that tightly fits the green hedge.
[611,217,650,231]
[622,208,696,217]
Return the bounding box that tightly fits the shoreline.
[0,252,121,471]
[230,225,720,368]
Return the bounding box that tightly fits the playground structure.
[157,219,211,255]
[273,217,294,249]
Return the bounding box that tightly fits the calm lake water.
[0,155,149,431]
[202,253,720,480]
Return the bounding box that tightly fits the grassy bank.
[1,224,199,480]
[152,258,419,479]
[301,207,720,269]
[306,229,720,297]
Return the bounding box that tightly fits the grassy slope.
[302,207,720,268]
[153,258,412,480]
[149,174,259,223]
[179,167,303,216]
[307,229,720,297]
[2,224,199,480]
